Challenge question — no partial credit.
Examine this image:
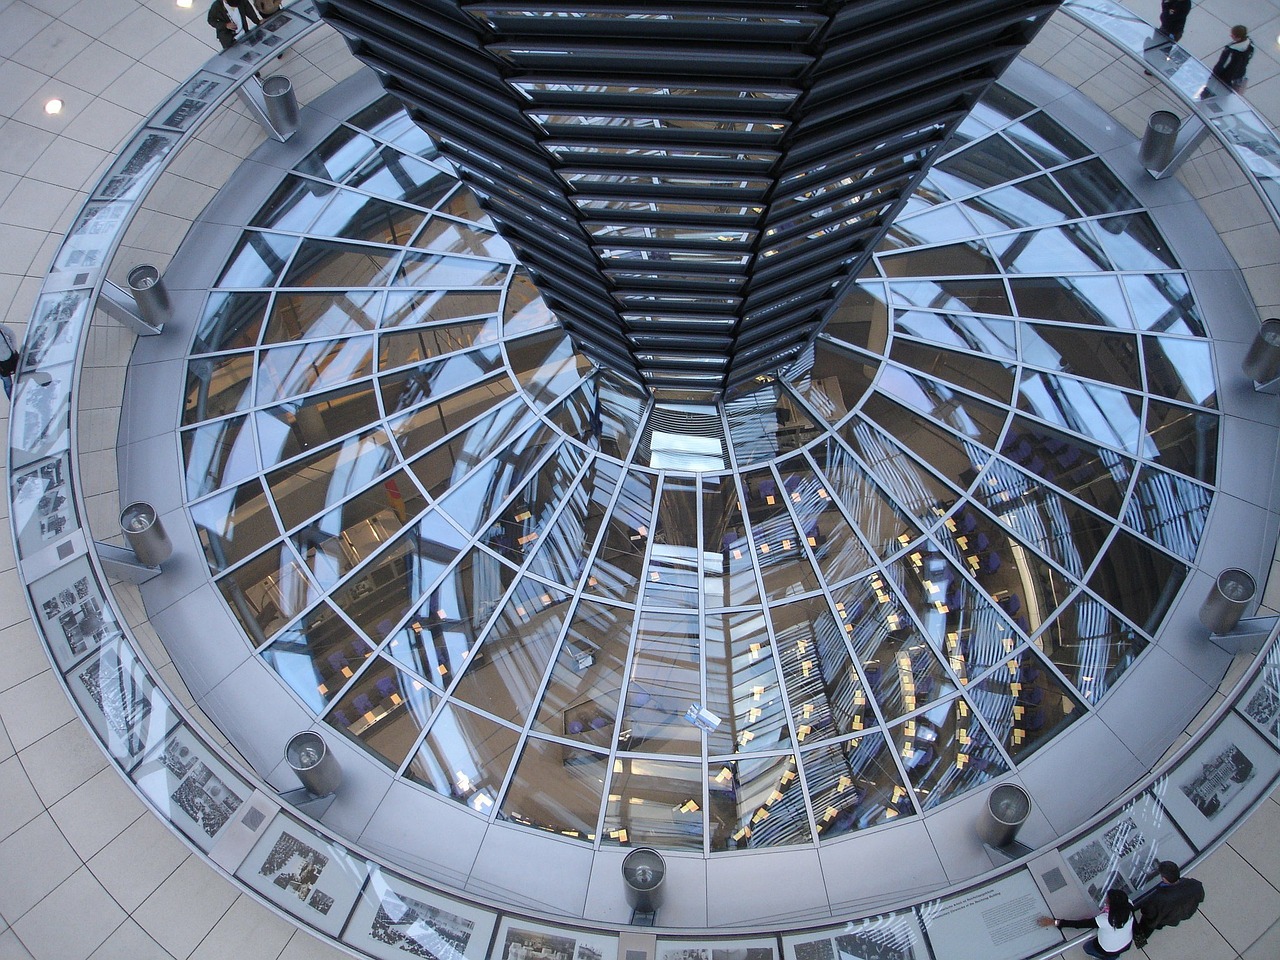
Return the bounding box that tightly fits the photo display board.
[344,865,498,960]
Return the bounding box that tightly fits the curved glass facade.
[180,86,1217,853]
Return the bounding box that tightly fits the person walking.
[207,0,238,50]
[1158,0,1191,43]
[1134,861,1206,948]
[1210,25,1255,92]
[1039,888,1135,960]
[229,0,262,32]
[0,323,18,400]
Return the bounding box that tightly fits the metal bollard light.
[262,75,299,138]
[127,264,171,329]
[286,731,342,797]
[621,847,666,915]
[1139,111,1180,171]
[119,501,173,567]
[1199,568,1256,634]
[1243,319,1280,384]
[976,782,1032,848]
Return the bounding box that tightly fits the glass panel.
[812,438,916,559]
[405,703,520,814]
[741,468,820,602]
[1142,335,1215,408]
[1009,275,1127,327]
[620,610,702,757]
[379,321,498,372]
[413,217,511,258]
[778,459,873,586]
[702,473,760,609]
[1017,371,1143,454]
[1001,416,1133,518]
[499,735,606,841]
[769,596,868,743]
[193,292,269,355]
[706,754,810,851]
[881,205,980,251]
[397,254,507,287]
[482,441,587,567]
[450,580,571,725]
[262,291,382,344]
[1143,399,1217,484]
[585,469,656,603]
[832,577,955,722]
[311,190,425,245]
[931,136,1038,197]
[1051,158,1138,216]
[390,377,518,462]
[251,174,332,231]
[348,150,456,207]
[383,289,502,329]
[529,457,621,588]
[969,649,1084,760]
[704,611,789,757]
[256,381,383,469]
[216,544,317,645]
[790,341,879,424]
[1123,274,1204,336]
[603,757,704,850]
[893,311,1017,359]
[261,602,374,712]
[183,415,256,500]
[325,655,436,768]
[507,329,592,409]
[988,223,1112,274]
[281,239,399,288]
[503,269,558,335]
[183,353,254,426]
[888,696,1008,810]
[534,599,635,747]
[435,419,560,536]
[861,393,996,484]
[256,335,377,404]
[1093,212,1176,270]
[332,515,467,642]
[293,469,428,589]
[267,429,397,531]
[1122,465,1211,563]
[1023,324,1141,391]
[887,278,1012,316]
[1037,590,1146,704]
[644,476,699,609]
[878,239,998,278]
[962,174,1078,232]
[1086,529,1187,636]
[802,733,915,840]
[307,126,379,183]
[217,232,298,288]
[192,478,276,572]
[824,281,889,353]
[838,414,953,524]
[1005,111,1089,165]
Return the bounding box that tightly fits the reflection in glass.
[216,543,317,644]
[405,703,520,813]
[263,290,382,344]
[888,696,1008,809]
[500,735,606,841]
[621,610,701,756]
[801,733,914,839]
[1037,590,1146,704]
[325,655,436,768]
[968,650,1083,760]
[706,754,810,851]
[193,292,269,354]
[261,602,374,712]
[704,611,789,757]
[604,756,704,850]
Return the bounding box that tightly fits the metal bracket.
[983,839,1035,863]
[277,786,338,818]
[1146,115,1211,179]
[1209,616,1279,656]
[95,541,163,584]
[98,280,164,336]
[237,78,293,142]
[1253,373,1280,395]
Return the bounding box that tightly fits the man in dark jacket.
[208,0,238,50]
[1134,861,1206,948]
[1158,0,1191,43]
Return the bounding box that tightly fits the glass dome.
[179,87,1216,853]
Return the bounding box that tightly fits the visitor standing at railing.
[0,324,17,400]
[1157,0,1190,43]
[1209,25,1255,93]
[207,0,238,50]
[1133,860,1206,948]
[1038,888,1135,959]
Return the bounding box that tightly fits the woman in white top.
[1039,887,1135,958]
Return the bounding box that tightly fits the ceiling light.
[43,98,63,115]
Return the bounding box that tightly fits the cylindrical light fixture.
[1242,319,1280,383]
[976,782,1032,848]
[621,847,666,915]
[1139,111,1180,171]
[1199,568,1256,634]
[285,731,342,797]
[119,501,173,567]
[262,75,299,138]
[127,264,171,329]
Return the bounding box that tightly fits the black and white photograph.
[660,938,775,960]
[1059,791,1193,902]
[782,937,835,960]
[238,814,367,936]
[53,200,130,274]
[70,638,179,766]
[95,131,180,202]
[133,727,251,850]
[151,73,231,132]
[1239,652,1280,744]
[493,918,616,960]
[21,290,89,371]
[11,452,78,558]
[345,867,496,960]
[32,557,120,668]
[786,912,923,960]
[1157,713,1280,849]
